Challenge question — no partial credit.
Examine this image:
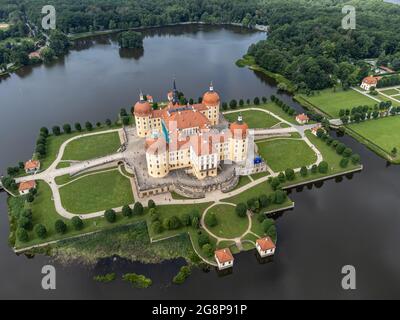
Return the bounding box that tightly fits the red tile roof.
[296,113,309,121]
[24,160,40,170]
[163,108,210,131]
[215,248,234,264]
[18,180,36,192]
[362,76,379,85]
[256,237,276,251]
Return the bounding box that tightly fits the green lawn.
[11,182,143,249]
[379,88,399,96]
[62,131,121,161]
[297,88,379,118]
[257,139,317,172]
[250,171,269,180]
[277,131,362,187]
[59,170,134,214]
[39,126,120,170]
[224,110,280,128]
[205,204,248,239]
[348,116,400,155]
[232,176,252,191]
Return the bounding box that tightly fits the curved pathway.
[200,202,255,252]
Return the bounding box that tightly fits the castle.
[133,82,250,180]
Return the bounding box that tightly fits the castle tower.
[145,132,169,178]
[202,81,220,125]
[133,92,152,137]
[229,113,249,163]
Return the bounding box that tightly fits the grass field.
[59,170,134,214]
[257,139,317,172]
[380,88,400,96]
[224,110,280,128]
[62,131,121,161]
[297,88,379,118]
[11,182,143,248]
[348,116,400,154]
[39,126,120,170]
[205,204,248,239]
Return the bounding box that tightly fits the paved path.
[377,87,400,105]
[351,87,382,103]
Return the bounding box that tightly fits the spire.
[209,81,214,92]
[172,78,179,105]
[139,90,144,101]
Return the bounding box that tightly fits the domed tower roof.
[133,92,152,117]
[202,82,220,106]
[230,113,249,139]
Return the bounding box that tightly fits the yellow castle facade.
[133,82,249,180]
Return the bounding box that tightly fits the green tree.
[300,166,308,177]
[198,233,210,247]
[52,126,61,136]
[235,203,247,217]
[40,47,55,63]
[85,121,93,131]
[151,221,163,234]
[49,30,70,56]
[318,161,329,174]
[17,228,29,243]
[262,218,275,233]
[104,209,116,223]
[205,213,218,228]
[35,224,47,239]
[285,168,295,181]
[118,31,144,49]
[340,158,349,168]
[71,216,84,230]
[18,216,33,231]
[122,205,132,217]
[202,244,214,257]
[55,220,67,234]
[63,123,72,134]
[133,202,144,215]
[343,147,353,158]
[351,153,361,164]
[74,123,82,131]
[40,127,49,136]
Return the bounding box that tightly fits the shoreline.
[68,21,268,41]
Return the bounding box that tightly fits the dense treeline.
[8,0,265,34]
[248,0,400,91]
[2,0,400,89]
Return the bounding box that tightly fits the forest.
[247,0,400,90]
[1,0,400,91]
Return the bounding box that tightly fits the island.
[2,80,362,270]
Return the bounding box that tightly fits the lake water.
[1,25,400,299]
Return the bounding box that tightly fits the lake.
[1,24,400,299]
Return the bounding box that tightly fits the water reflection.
[119,48,144,60]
